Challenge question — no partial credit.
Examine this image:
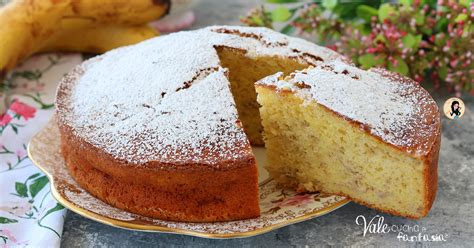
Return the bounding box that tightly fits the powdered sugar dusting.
[258,60,440,157]
[55,26,342,165]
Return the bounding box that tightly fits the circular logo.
[443,97,465,120]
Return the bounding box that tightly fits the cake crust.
[59,123,260,221]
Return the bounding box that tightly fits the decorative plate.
[28,119,349,239]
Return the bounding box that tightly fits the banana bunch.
[0,0,170,77]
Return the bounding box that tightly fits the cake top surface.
[55,25,342,167]
[257,60,440,157]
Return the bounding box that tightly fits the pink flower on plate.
[0,114,12,126]
[10,100,36,120]
[278,194,314,207]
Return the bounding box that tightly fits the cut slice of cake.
[255,60,440,219]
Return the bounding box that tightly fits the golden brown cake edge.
[58,120,260,222]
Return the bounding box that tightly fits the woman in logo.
[450,100,462,119]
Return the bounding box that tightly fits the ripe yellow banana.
[67,0,170,26]
[0,0,169,76]
[0,0,71,74]
[40,24,159,54]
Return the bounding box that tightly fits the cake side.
[421,120,440,217]
[58,120,260,222]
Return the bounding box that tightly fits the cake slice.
[255,60,440,219]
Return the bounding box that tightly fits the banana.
[67,0,170,26]
[0,0,71,73]
[0,0,169,75]
[40,24,159,54]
